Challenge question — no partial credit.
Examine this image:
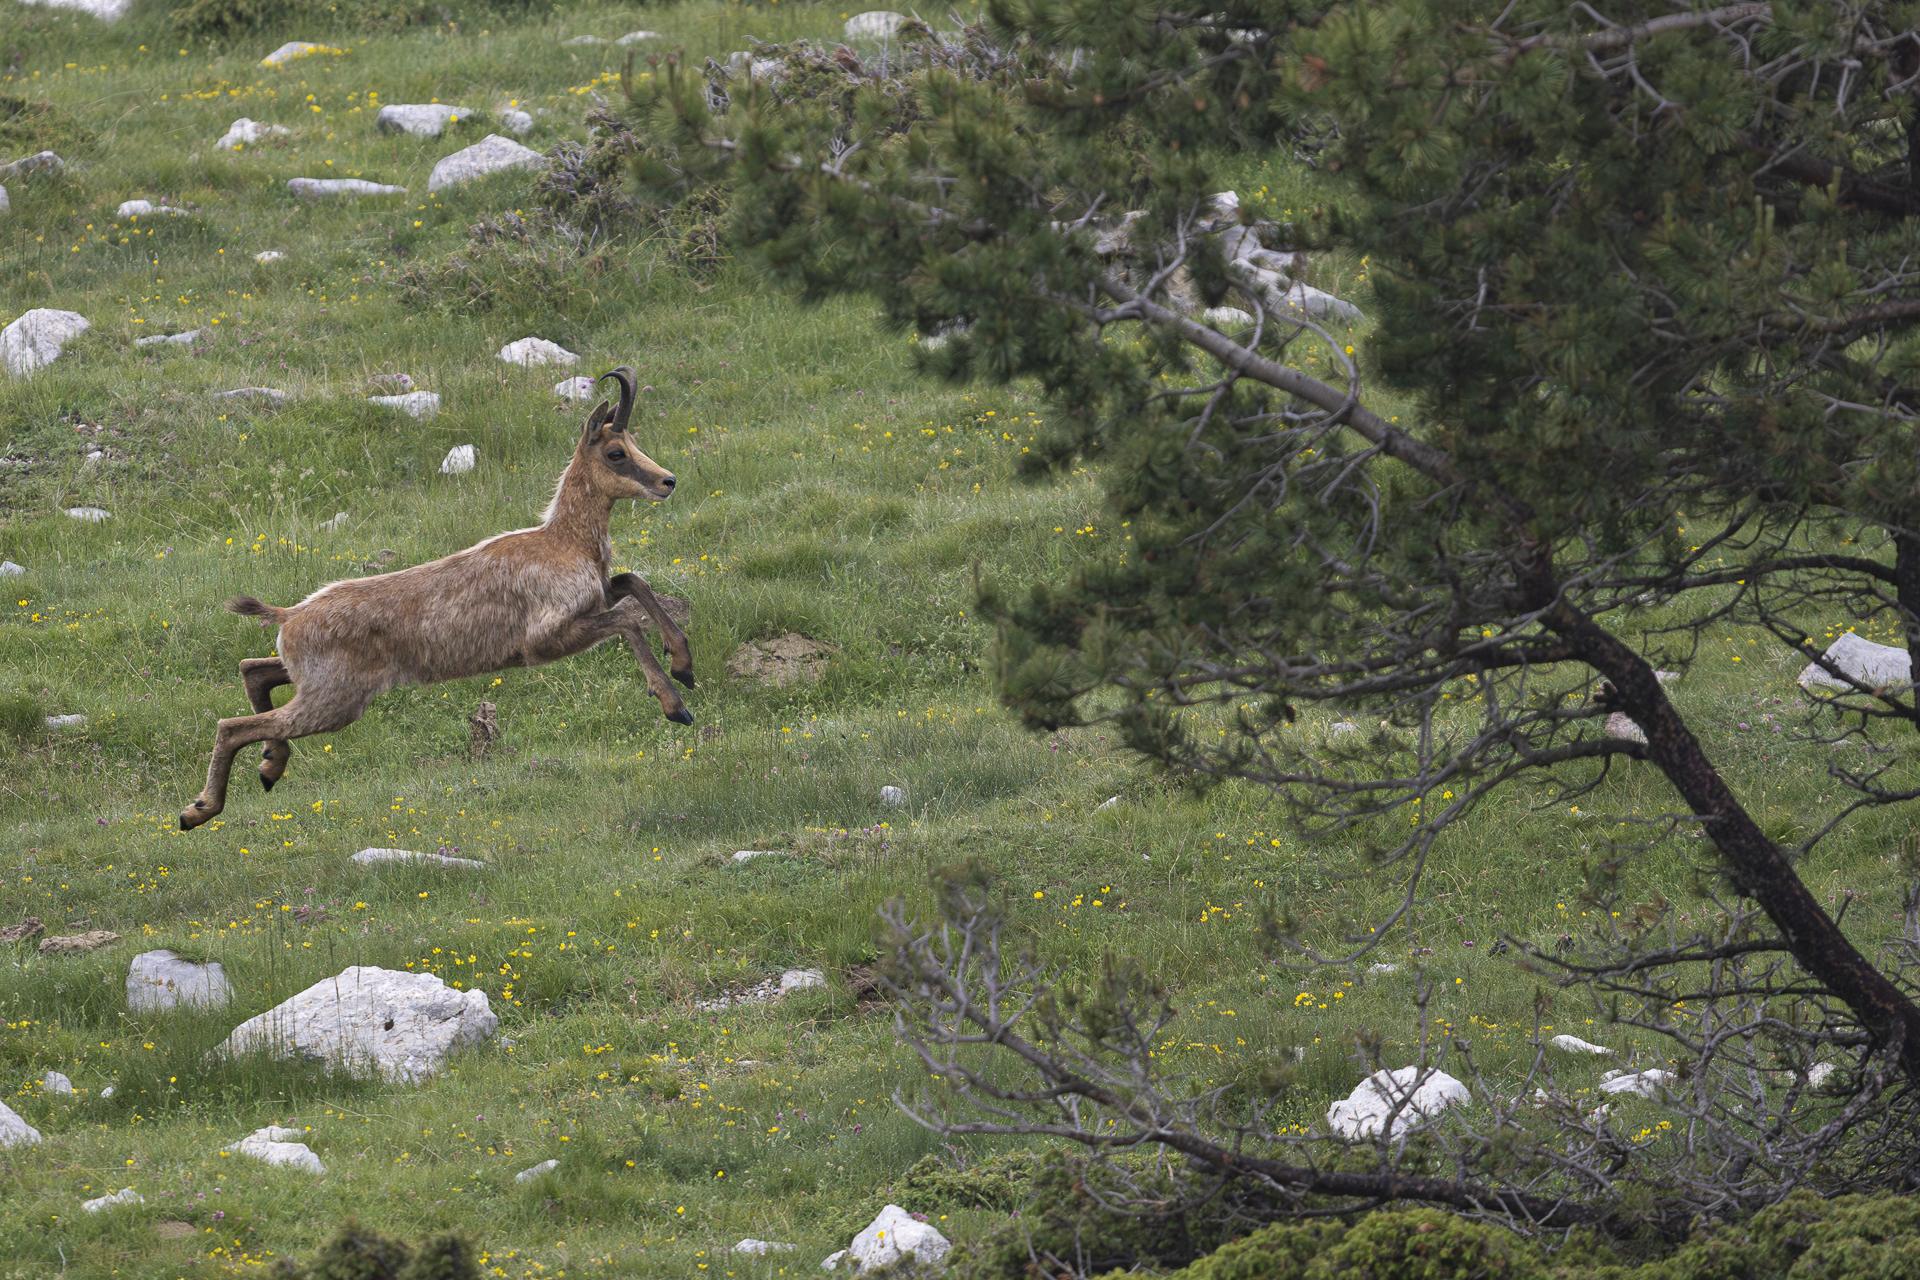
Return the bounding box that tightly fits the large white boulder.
[843,10,908,39]
[0,1100,42,1147]
[233,1125,325,1174]
[1326,1066,1468,1140]
[498,336,578,367]
[116,199,190,219]
[128,950,232,1012]
[2,308,89,377]
[1799,632,1911,693]
[825,1205,950,1272]
[17,0,132,19]
[218,966,498,1083]
[376,104,474,138]
[216,118,291,150]
[350,847,485,870]
[427,134,546,193]
[288,177,406,200]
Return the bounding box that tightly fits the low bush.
[395,208,605,316]
[169,0,543,40]
[281,1221,480,1280]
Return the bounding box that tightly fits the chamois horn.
[597,366,637,433]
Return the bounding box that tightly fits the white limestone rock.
[368,391,440,419]
[0,560,23,576]
[98,1085,114,1098]
[0,150,65,180]
[1202,306,1255,329]
[0,1101,42,1147]
[351,847,486,870]
[427,134,546,193]
[1094,795,1121,812]
[17,0,132,18]
[779,968,826,994]
[879,785,907,807]
[289,177,406,200]
[843,10,908,39]
[43,1071,74,1095]
[128,949,232,1012]
[45,713,87,728]
[554,375,597,400]
[82,1187,142,1212]
[254,250,287,264]
[731,850,788,864]
[0,184,8,214]
[1807,1062,1840,1093]
[440,444,476,475]
[115,199,183,219]
[1604,711,1647,745]
[1366,962,1400,975]
[515,1158,560,1182]
[1548,1035,1614,1056]
[216,117,291,150]
[136,329,200,347]
[219,965,498,1083]
[1599,1067,1675,1098]
[320,512,349,531]
[64,507,109,522]
[498,108,534,136]
[261,41,332,68]
[376,104,474,138]
[830,1205,950,1272]
[213,387,288,404]
[1799,632,1911,693]
[1281,282,1365,325]
[233,1125,325,1174]
[735,1240,797,1256]
[498,336,578,367]
[560,34,606,46]
[695,968,827,1011]
[1326,1066,1469,1140]
[618,30,662,44]
[3,308,89,376]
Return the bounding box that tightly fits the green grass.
[1,2,1914,1278]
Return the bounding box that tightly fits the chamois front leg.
[240,657,292,790]
[526,605,693,725]
[181,691,363,831]
[608,572,694,689]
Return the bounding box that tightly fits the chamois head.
[578,367,676,502]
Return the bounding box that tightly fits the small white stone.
[843,10,908,39]
[734,1240,797,1256]
[1326,1066,1469,1140]
[0,561,23,576]
[1598,1067,1674,1098]
[65,507,109,522]
[498,108,534,136]
[1366,962,1399,975]
[376,104,474,138]
[82,1187,143,1212]
[116,199,190,219]
[135,329,200,347]
[43,1071,73,1095]
[1807,1062,1839,1091]
[216,118,291,150]
[234,1126,325,1174]
[17,0,133,19]
[289,177,406,200]
[1094,795,1120,812]
[879,785,907,807]
[1654,669,1681,684]
[0,184,8,215]
[778,968,826,994]
[515,1158,560,1183]
[1799,632,1911,693]
[427,134,547,193]
[45,713,86,729]
[1548,1035,1613,1056]
[3,308,90,377]
[351,847,487,870]
[128,950,233,1012]
[213,386,288,404]
[821,1250,849,1271]
[1202,306,1255,329]
[499,336,579,367]
[368,391,441,419]
[731,850,787,864]
[254,250,287,264]
[1328,720,1360,737]
[1604,711,1647,745]
[440,444,477,475]
[0,1101,41,1147]
[261,41,333,68]
[560,34,606,45]
[617,30,662,44]
[98,1085,114,1099]
[0,150,65,180]
[554,375,597,400]
[320,512,349,531]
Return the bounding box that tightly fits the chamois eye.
[607,449,626,461]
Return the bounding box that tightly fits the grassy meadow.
[1,2,1914,1276]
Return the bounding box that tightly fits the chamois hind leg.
[239,657,292,790]
[608,572,694,689]
[180,691,363,831]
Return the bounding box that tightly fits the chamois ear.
[582,399,613,442]
[597,366,636,434]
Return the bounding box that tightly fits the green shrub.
[281,1222,479,1280]
[0,693,43,742]
[169,0,545,40]
[1592,1191,1920,1280]
[396,208,604,316]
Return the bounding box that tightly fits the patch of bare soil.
[726,632,832,686]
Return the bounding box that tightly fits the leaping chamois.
[179,366,693,832]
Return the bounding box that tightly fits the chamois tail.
[226,596,288,627]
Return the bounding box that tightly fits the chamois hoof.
[673,668,695,690]
[667,706,695,726]
[179,801,215,832]
[259,773,277,792]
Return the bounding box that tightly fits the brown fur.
[179,367,694,831]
